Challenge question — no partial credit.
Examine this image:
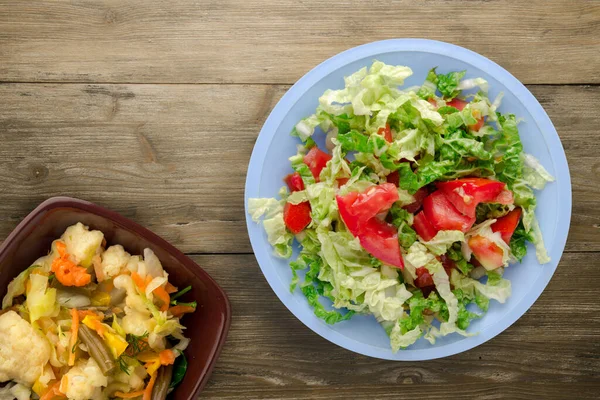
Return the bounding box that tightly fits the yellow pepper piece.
[32,379,46,397]
[145,359,161,376]
[104,331,129,358]
[90,291,111,306]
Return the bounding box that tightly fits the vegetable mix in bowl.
[0,223,195,400]
[249,61,554,351]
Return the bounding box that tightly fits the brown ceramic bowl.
[0,197,231,399]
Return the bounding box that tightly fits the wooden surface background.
[1,1,599,399]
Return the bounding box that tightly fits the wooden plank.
[193,253,600,399]
[0,0,598,85]
[0,83,598,253]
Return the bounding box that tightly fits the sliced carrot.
[77,310,102,319]
[52,241,91,287]
[131,272,147,291]
[114,390,145,399]
[153,286,170,312]
[40,380,65,400]
[164,282,178,294]
[142,371,158,400]
[68,308,79,366]
[168,305,196,318]
[159,349,176,365]
[56,241,68,257]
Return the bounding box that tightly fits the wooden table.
[1,1,599,399]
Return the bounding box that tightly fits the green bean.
[151,365,173,400]
[78,324,115,374]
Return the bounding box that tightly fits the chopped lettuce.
[248,198,294,258]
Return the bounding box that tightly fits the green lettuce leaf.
[248,198,294,258]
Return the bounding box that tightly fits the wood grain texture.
[195,253,600,399]
[0,0,599,85]
[0,83,598,253]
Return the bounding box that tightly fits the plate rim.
[244,38,572,360]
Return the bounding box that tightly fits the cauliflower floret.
[99,245,131,281]
[60,358,108,400]
[0,311,51,385]
[122,309,156,337]
[61,222,104,268]
[0,382,31,400]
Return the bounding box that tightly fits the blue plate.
[244,39,571,360]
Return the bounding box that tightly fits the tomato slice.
[336,183,399,234]
[283,202,312,234]
[403,187,429,214]
[303,146,332,181]
[491,189,514,205]
[446,98,468,110]
[467,235,504,270]
[386,170,399,187]
[378,123,393,143]
[427,98,438,107]
[491,208,522,243]
[412,211,438,241]
[422,191,476,232]
[358,219,404,268]
[446,98,484,132]
[337,183,403,268]
[436,178,506,218]
[414,267,434,288]
[337,177,349,187]
[414,256,454,290]
[284,172,305,192]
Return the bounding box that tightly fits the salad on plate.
[0,223,195,400]
[249,61,554,351]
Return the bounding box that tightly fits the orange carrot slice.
[164,282,178,294]
[168,305,195,318]
[159,349,176,365]
[153,286,170,312]
[142,371,158,400]
[114,390,145,398]
[39,381,66,400]
[52,241,91,287]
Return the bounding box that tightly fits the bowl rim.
[0,196,232,397]
[244,38,572,360]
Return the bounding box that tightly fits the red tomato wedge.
[414,267,434,288]
[414,257,454,290]
[358,219,404,268]
[412,211,438,241]
[491,189,514,205]
[440,254,456,275]
[403,187,429,214]
[336,184,403,268]
[337,177,349,187]
[467,235,504,270]
[283,202,312,234]
[436,178,506,218]
[446,98,469,110]
[422,191,476,232]
[336,183,399,234]
[386,170,399,187]
[492,208,522,243]
[303,146,332,181]
[446,98,485,132]
[284,172,305,192]
[378,123,393,143]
